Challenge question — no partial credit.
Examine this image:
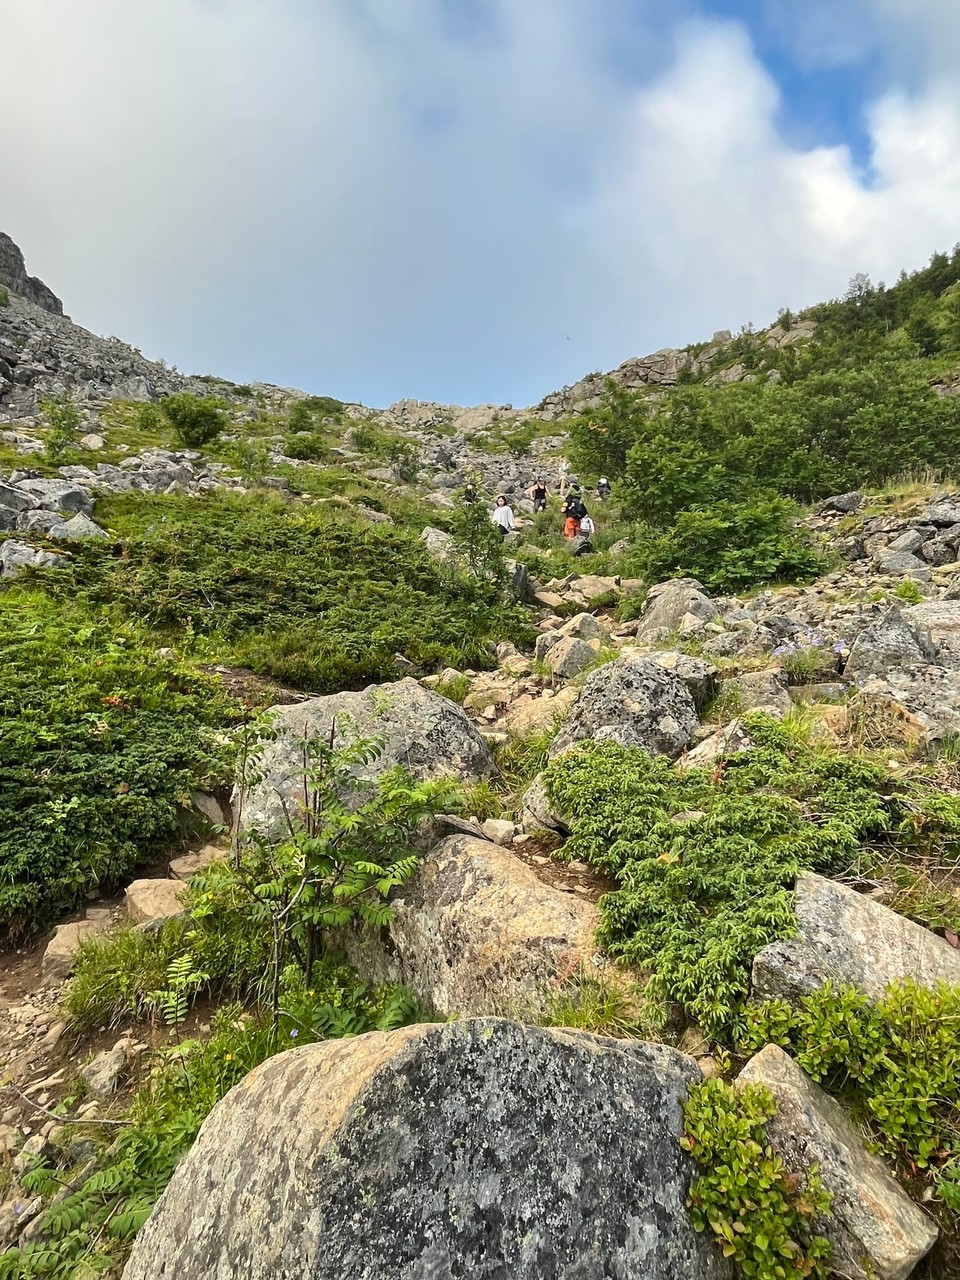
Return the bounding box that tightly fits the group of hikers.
[463,473,611,541]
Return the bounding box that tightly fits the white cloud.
[4,1,960,405]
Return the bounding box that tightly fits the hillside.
[2,235,960,1279]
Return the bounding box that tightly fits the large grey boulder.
[122,1019,729,1280]
[238,678,496,840]
[544,634,599,680]
[47,512,108,540]
[644,650,718,713]
[636,578,718,641]
[844,608,937,681]
[550,651,699,759]
[737,1046,937,1280]
[0,480,37,512]
[721,668,792,717]
[341,835,601,1016]
[752,873,960,1004]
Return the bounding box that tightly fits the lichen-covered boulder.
[550,651,699,759]
[844,607,937,681]
[737,1046,937,1280]
[237,678,496,840]
[122,1019,730,1280]
[635,578,717,640]
[752,873,960,1004]
[340,834,599,1016]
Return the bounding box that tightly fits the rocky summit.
[1,232,958,1280]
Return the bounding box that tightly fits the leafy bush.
[46,491,529,691]
[0,593,238,936]
[682,1078,832,1279]
[39,395,81,463]
[740,979,960,1183]
[541,720,892,1035]
[628,498,829,592]
[283,431,332,462]
[160,393,227,447]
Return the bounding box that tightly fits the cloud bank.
[4,0,960,406]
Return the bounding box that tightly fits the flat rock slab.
[124,878,186,926]
[123,1019,729,1280]
[752,873,960,1004]
[737,1046,937,1280]
[237,678,496,840]
[340,835,600,1017]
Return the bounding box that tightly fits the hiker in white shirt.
[491,495,516,537]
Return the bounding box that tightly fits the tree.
[39,394,82,463]
[160,393,226,447]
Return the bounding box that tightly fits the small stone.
[80,1045,127,1098]
[481,818,516,846]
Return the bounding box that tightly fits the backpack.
[567,497,586,520]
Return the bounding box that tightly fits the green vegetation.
[741,979,960,1213]
[541,718,960,1036]
[6,732,443,1277]
[39,395,82,464]
[0,591,237,937]
[0,284,9,307]
[41,490,529,691]
[159,392,227,447]
[682,1079,833,1280]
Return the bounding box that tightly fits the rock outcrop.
[122,1019,729,1280]
[738,1046,937,1280]
[237,678,497,840]
[751,873,960,1004]
[550,651,699,759]
[340,834,602,1016]
[0,233,62,315]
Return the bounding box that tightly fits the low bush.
[682,1078,832,1279]
[541,718,960,1035]
[627,498,829,593]
[0,592,238,937]
[43,491,530,691]
[160,393,227,447]
[39,395,81,464]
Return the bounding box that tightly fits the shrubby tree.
[160,393,227,447]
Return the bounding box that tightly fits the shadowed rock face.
[0,233,63,314]
[122,1020,730,1280]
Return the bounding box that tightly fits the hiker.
[558,460,570,497]
[579,511,595,538]
[528,478,549,513]
[596,476,611,502]
[562,487,586,538]
[463,482,479,504]
[491,494,516,538]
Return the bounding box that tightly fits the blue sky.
[4,0,960,408]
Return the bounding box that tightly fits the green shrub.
[283,431,332,462]
[628,498,829,592]
[0,284,9,307]
[46,491,529,691]
[135,402,165,434]
[541,720,892,1035]
[160,393,226,447]
[0,592,238,936]
[740,979,960,1178]
[894,578,925,605]
[436,672,471,705]
[681,1078,832,1279]
[39,394,81,463]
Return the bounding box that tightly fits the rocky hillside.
[1,234,960,1280]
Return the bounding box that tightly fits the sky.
[4,0,960,408]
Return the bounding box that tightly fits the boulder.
[47,513,108,540]
[14,478,93,515]
[751,873,960,1004]
[844,608,937,681]
[876,549,930,579]
[905,599,960,642]
[340,835,599,1016]
[122,1019,729,1280]
[521,771,570,833]
[237,678,496,840]
[817,492,863,515]
[419,526,455,561]
[80,433,106,450]
[558,611,609,643]
[721,668,792,717]
[0,538,66,578]
[549,651,699,759]
[169,845,225,880]
[636,578,717,640]
[0,480,37,512]
[678,719,753,770]
[737,1046,937,1280]
[544,635,599,680]
[480,818,516,846]
[644,651,718,712]
[41,918,111,982]
[501,686,578,736]
[81,1044,127,1098]
[124,878,186,926]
